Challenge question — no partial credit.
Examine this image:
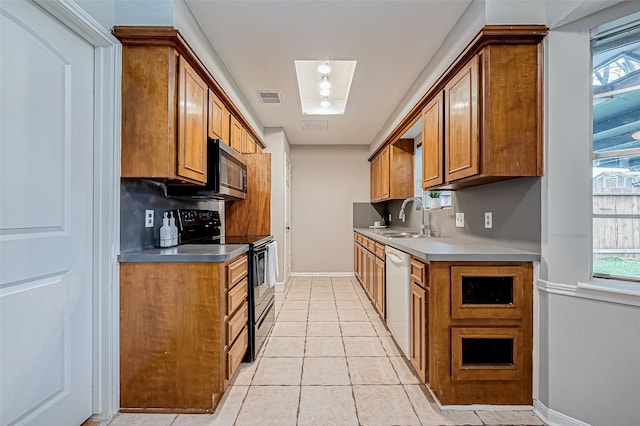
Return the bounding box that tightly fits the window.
[415,143,452,209]
[592,22,640,282]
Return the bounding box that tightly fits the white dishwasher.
[385,245,411,358]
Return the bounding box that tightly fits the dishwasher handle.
[387,251,406,265]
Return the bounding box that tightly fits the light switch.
[455,213,464,228]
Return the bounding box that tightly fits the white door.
[284,151,292,280]
[1,1,94,425]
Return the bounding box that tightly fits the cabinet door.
[410,281,427,383]
[246,132,256,153]
[422,92,444,188]
[177,57,208,183]
[241,127,248,153]
[230,115,243,153]
[366,250,375,299]
[369,156,380,202]
[445,55,479,182]
[208,89,230,144]
[379,146,390,199]
[354,241,359,281]
[374,256,385,317]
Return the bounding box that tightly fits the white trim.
[290,272,356,277]
[534,400,591,426]
[274,281,286,293]
[537,278,640,307]
[33,0,121,421]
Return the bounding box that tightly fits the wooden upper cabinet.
[440,43,542,188]
[120,45,207,184]
[379,146,390,200]
[370,139,413,203]
[230,115,243,153]
[114,26,268,180]
[421,92,444,189]
[241,127,247,153]
[177,57,208,184]
[208,89,230,144]
[445,55,479,182]
[245,132,256,154]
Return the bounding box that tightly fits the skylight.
[294,60,357,115]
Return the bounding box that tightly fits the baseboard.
[534,400,591,426]
[274,281,286,293]
[290,272,355,277]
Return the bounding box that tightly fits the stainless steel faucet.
[399,197,428,236]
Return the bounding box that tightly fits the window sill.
[538,277,640,307]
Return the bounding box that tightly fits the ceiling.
[184,0,472,146]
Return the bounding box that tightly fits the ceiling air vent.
[257,90,282,104]
[301,120,329,131]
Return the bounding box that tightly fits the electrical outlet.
[145,210,154,228]
[455,212,464,228]
[485,212,493,229]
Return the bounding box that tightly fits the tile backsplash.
[120,179,223,251]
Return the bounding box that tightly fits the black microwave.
[167,138,247,200]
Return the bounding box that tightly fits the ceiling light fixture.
[320,76,331,90]
[318,61,331,75]
[294,59,357,115]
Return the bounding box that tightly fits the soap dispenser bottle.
[160,212,171,247]
[169,211,178,246]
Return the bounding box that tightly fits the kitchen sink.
[379,231,425,239]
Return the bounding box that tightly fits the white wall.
[539,3,640,424]
[290,145,370,273]
[264,128,291,285]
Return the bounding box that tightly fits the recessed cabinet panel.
[445,55,479,182]
[462,338,513,365]
[451,327,521,381]
[451,266,523,319]
[422,92,444,188]
[462,276,513,305]
[177,56,208,183]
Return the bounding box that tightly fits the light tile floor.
[109,276,546,426]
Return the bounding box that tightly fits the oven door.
[253,245,274,318]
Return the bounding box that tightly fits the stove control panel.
[172,209,221,244]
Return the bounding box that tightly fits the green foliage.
[428,191,442,198]
[593,257,640,279]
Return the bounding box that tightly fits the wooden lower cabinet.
[410,280,427,383]
[374,255,385,317]
[353,233,385,318]
[428,261,533,405]
[119,253,249,413]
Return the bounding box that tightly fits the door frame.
[33,0,121,420]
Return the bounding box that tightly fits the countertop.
[118,244,249,263]
[354,227,540,262]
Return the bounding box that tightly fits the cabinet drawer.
[366,238,376,252]
[451,327,522,381]
[451,266,524,319]
[227,277,248,315]
[227,302,248,346]
[227,326,248,380]
[410,259,426,288]
[375,243,385,259]
[227,255,248,289]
